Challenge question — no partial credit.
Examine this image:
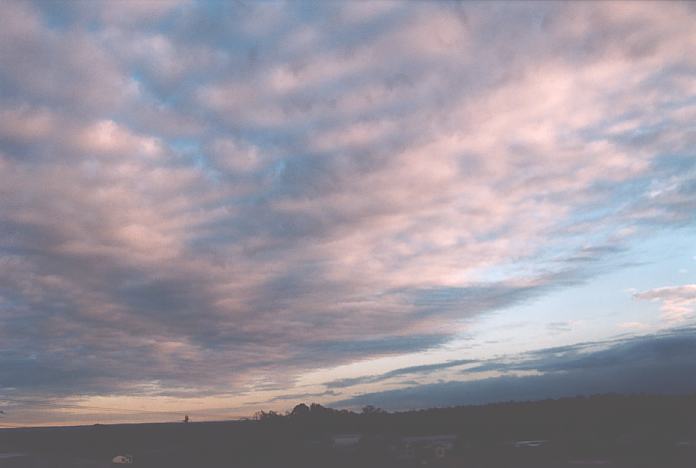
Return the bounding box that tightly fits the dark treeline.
[1,394,695,467]
[256,393,695,440]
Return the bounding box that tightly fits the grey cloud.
[0,0,695,422]
[466,327,696,375]
[326,359,477,389]
[301,335,451,363]
[333,328,696,411]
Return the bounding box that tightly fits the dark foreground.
[1,394,695,467]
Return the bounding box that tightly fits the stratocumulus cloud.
[333,327,696,410]
[0,0,695,424]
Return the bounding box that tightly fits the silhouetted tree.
[361,405,385,415]
[291,403,310,417]
[310,403,327,414]
[254,410,282,421]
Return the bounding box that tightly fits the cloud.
[634,284,696,323]
[325,359,478,389]
[333,328,696,410]
[267,390,338,403]
[0,0,695,423]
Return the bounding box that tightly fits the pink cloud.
[634,285,696,323]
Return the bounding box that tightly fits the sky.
[0,0,695,427]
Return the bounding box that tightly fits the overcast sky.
[0,0,695,427]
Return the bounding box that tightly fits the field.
[1,395,695,468]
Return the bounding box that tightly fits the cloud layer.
[0,1,695,421]
[335,327,696,410]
